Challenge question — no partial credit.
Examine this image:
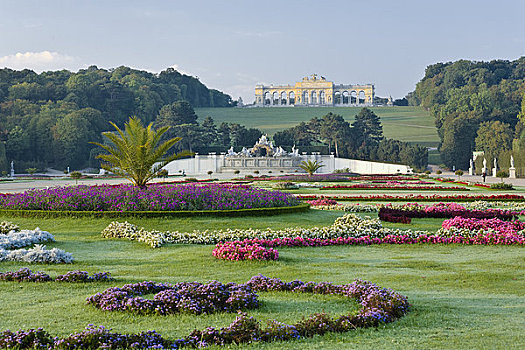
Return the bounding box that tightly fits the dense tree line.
[273,108,428,169]
[409,57,525,170]
[0,66,234,172]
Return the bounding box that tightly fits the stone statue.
[469,158,473,169]
[10,161,14,177]
[227,146,236,156]
[510,155,514,168]
[493,158,497,169]
[483,158,487,169]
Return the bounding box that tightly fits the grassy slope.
[0,210,523,349]
[195,106,439,146]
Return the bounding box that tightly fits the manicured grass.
[1,209,524,349]
[195,106,439,145]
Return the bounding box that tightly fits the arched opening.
[342,91,349,104]
[273,92,279,105]
[311,91,317,104]
[320,91,326,104]
[289,91,295,105]
[264,92,271,105]
[334,91,341,104]
[303,91,309,104]
[358,91,366,104]
[281,91,287,105]
[351,91,357,104]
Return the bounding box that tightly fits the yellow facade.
[255,74,374,106]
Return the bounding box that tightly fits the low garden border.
[0,203,310,218]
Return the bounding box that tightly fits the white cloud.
[169,64,193,76]
[0,51,77,71]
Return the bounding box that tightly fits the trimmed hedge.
[0,203,310,218]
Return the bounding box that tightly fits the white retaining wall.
[164,153,412,175]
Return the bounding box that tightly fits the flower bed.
[0,221,73,263]
[378,203,516,224]
[320,184,470,191]
[0,268,113,282]
[101,214,408,248]
[87,280,259,315]
[296,194,525,202]
[3,275,409,349]
[0,183,300,212]
[212,242,279,261]
[442,217,525,235]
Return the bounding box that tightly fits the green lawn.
[1,209,524,349]
[195,106,439,146]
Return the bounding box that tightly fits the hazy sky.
[1,0,524,103]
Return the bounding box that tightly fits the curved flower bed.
[0,183,299,212]
[0,221,73,263]
[3,275,409,349]
[0,268,113,282]
[87,280,259,315]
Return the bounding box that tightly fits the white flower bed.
[0,221,73,263]
[102,214,429,248]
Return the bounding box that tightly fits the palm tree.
[91,116,191,188]
[299,160,323,175]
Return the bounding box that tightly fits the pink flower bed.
[212,242,278,261]
[305,199,338,206]
[296,194,525,202]
[442,217,525,234]
[214,233,525,261]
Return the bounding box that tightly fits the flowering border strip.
[2,275,410,349]
[320,184,470,191]
[296,194,525,202]
[0,268,113,283]
[0,203,310,219]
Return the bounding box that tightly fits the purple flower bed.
[2,275,410,349]
[0,268,113,283]
[0,183,299,212]
[87,280,259,315]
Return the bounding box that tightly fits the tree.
[155,101,198,127]
[319,112,351,157]
[352,108,384,147]
[299,160,323,175]
[475,120,513,160]
[70,171,82,184]
[91,116,191,188]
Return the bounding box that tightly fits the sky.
[1,0,524,103]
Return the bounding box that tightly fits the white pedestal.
[509,167,516,179]
[468,167,473,176]
[492,168,497,177]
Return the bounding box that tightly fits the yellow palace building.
[255,74,375,107]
